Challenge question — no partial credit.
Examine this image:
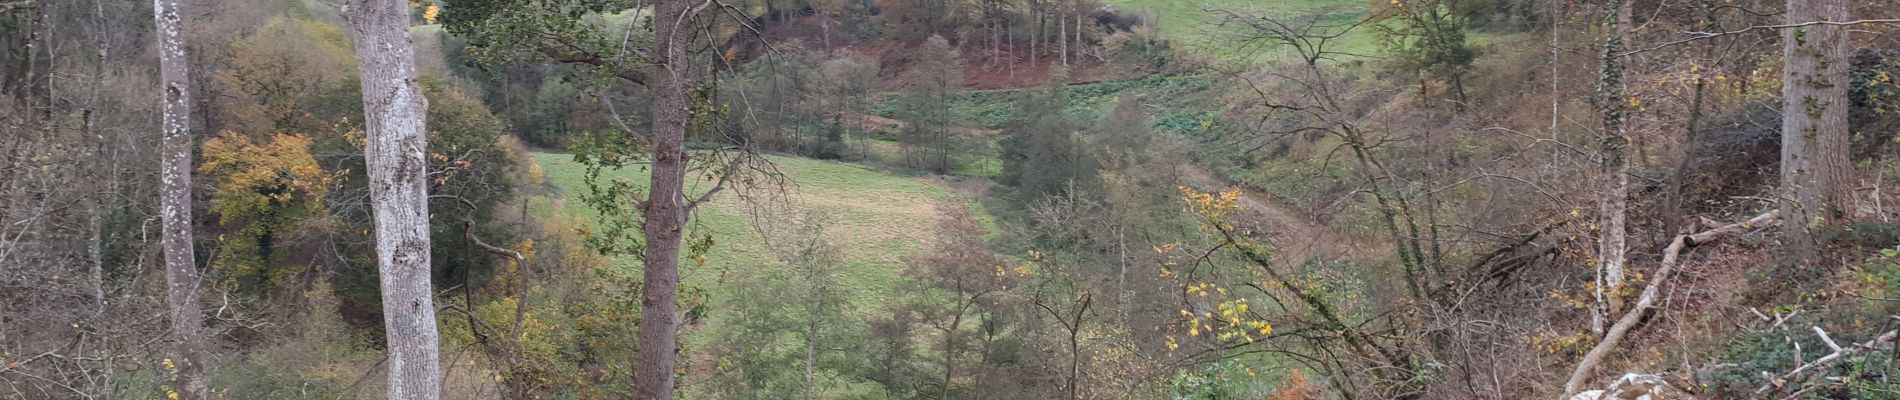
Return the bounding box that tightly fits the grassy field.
[530,152,976,337]
[871,74,1217,129]
[1105,0,1375,58]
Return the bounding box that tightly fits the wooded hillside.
[3,0,1900,399]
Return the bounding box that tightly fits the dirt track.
[1176,164,1372,267]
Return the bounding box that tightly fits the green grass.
[874,74,1217,129]
[530,152,974,337]
[1105,0,1375,58]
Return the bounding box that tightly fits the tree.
[1023,254,1093,400]
[214,17,356,137]
[1779,0,1853,261]
[733,49,818,154]
[1372,0,1476,110]
[633,2,699,397]
[708,212,851,399]
[154,0,210,397]
[343,0,441,397]
[439,1,758,397]
[1590,0,1631,336]
[906,205,1007,399]
[999,77,1101,202]
[904,35,963,173]
[198,132,332,289]
[817,51,880,160]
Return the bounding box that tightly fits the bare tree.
[1032,286,1090,400]
[1778,0,1853,261]
[343,0,440,398]
[154,0,209,396]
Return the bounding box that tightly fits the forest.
[3,0,1900,398]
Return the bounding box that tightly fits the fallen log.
[1560,210,1780,398]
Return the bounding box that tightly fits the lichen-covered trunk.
[1591,0,1631,335]
[343,1,440,398]
[636,0,693,398]
[1779,0,1853,261]
[154,0,209,396]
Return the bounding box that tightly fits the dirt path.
[837,111,1003,137]
[1176,164,1370,267]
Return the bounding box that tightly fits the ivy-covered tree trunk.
[343,1,441,398]
[1591,0,1631,335]
[154,0,209,396]
[636,0,694,398]
[1779,0,1853,262]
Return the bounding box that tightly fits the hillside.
[529,151,979,316]
[10,0,1900,399]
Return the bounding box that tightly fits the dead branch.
[1561,210,1781,398]
[432,195,527,263]
[684,152,750,212]
[431,194,531,342]
[1756,328,1899,395]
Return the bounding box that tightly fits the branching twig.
[684,152,749,212]
[1756,328,1899,395]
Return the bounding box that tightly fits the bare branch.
[1757,329,1899,395]
[1813,326,1842,352]
[429,195,526,263]
[1621,19,1900,57]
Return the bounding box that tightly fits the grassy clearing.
[873,74,1217,129]
[530,152,973,335]
[1106,0,1375,58]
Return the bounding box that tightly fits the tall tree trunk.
[1591,0,1631,335]
[1067,327,1080,400]
[88,0,111,311]
[804,293,821,400]
[1665,0,1722,239]
[1007,16,1016,78]
[1779,0,1853,262]
[344,1,441,398]
[941,307,963,400]
[637,0,694,398]
[1031,3,1040,68]
[154,0,209,397]
[1549,0,1560,135]
[1074,2,1083,63]
[989,16,999,68]
[1058,1,1068,68]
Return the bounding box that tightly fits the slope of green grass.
[873,74,1216,129]
[1106,0,1374,58]
[530,152,972,329]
